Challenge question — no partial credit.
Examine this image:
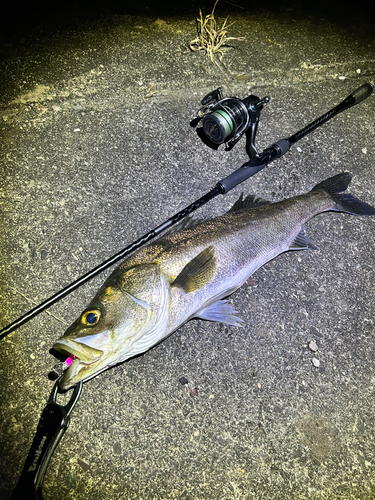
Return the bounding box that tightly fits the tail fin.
[312,172,375,216]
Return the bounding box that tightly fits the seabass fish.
[53,173,375,390]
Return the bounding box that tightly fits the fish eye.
[81,310,101,326]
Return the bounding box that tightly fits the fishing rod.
[0,82,373,340]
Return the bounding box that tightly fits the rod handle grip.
[217,139,290,193]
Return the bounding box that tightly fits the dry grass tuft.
[142,83,158,102]
[189,0,245,63]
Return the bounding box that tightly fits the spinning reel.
[193,87,270,159]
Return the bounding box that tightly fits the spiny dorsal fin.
[172,246,217,293]
[227,193,271,213]
[161,214,204,237]
[289,228,318,251]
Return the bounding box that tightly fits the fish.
[53,172,375,390]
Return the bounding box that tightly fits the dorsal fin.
[161,214,204,237]
[227,193,271,213]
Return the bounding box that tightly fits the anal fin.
[289,228,318,251]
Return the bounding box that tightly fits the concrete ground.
[1,1,375,499]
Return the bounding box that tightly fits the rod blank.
[287,83,373,146]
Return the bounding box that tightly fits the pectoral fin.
[172,246,217,293]
[195,299,243,326]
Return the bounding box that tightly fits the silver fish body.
[53,173,375,390]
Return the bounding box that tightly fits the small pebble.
[309,340,318,352]
[77,458,90,472]
[312,358,320,367]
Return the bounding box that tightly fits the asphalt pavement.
[0,1,374,499]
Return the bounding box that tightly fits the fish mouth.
[53,339,105,391]
[53,338,103,362]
